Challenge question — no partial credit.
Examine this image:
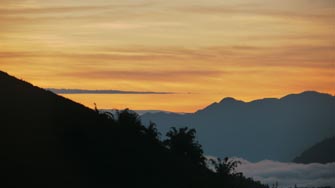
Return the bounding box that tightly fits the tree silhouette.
[145,121,161,141]
[115,108,145,132]
[164,127,205,166]
[210,157,242,176]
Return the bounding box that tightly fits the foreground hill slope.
[0,71,267,188]
[0,71,197,187]
[293,137,335,164]
[142,91,335,162]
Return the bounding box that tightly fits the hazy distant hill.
[142,91,335,162]
[0,71,267,188]
[293,137,335,164]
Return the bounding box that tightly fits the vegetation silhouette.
[210,157,242,177]
[0,70,268,188]
[164,127,206,167]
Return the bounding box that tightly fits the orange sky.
[0,0,334,112]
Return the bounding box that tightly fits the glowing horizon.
[1,0,334,112]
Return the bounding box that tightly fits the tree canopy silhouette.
[210,157,242,176]
[164,127,206,167]
[145,121,161,141]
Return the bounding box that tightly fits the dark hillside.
[0,71,267,188]
[293,137,335,164]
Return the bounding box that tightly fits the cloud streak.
[180,4,334,23]
[47,88,174,95]
[0,2,154,15]
[59,69,224,82]
[1,44,333,68]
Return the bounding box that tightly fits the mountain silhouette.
[0,71,267,188]
[142,91,335,162]
[293,137,335,164]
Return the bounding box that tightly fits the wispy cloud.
[0,2,153,15]
[47,88,174,95]
[1,44,333,68]
[180,4,334,22]
[0,6,107,15]
[59,69,224,82]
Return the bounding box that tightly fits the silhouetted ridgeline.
[293,137,335,164]
[0,70,267,188]
[141,91,335,162]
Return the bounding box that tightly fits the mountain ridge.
[142,91,335,162]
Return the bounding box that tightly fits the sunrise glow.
[1,0,334,112]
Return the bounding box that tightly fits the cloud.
[47,88,174,95]
[0,2,153,15]
[0,6,107,15]
[0,51,37,58]
[235,158,335,187]
[59,69,224,82]
[1,44,333,68]
[0,1,156,25]
[179,0,334,17]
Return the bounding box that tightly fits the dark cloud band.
[47,88,174,95]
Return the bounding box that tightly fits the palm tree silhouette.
[210,157,241,176]
[164,127,205,166]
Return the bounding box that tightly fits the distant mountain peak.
[280,91,333,101]
[220,97,236,102]
[300,90,321,94]
[219,97,244,104]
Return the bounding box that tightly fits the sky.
[0,0,334,112]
